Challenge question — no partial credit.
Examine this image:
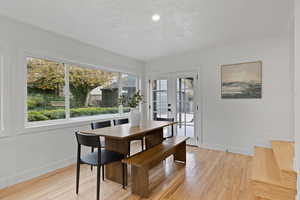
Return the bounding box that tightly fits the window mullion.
[118,72,123,115]
[64,64,70,119]
[137,76,141,111]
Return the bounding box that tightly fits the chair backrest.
[75,132,101,148]
[113,118,129,126]
[154,117,175,122]
[91,120,111,130]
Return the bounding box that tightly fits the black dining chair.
[91,120,112,130]
[113,118,144,156]
[90,120,111,172]
[154,117,175,139]
[75,132,126,200]
[113,118,129,126]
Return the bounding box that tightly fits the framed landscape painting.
[221,61,262,99]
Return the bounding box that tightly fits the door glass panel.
[176,77,195,139]
[152,80,168,119]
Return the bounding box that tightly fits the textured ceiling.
[0,0,293,61]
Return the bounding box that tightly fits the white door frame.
[147,70,202,146]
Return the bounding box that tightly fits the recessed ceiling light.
[152,14,160,22]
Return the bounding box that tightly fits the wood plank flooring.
[0,146,254,200]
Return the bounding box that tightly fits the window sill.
[19,113,129,135]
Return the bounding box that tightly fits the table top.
[80,120,176,140]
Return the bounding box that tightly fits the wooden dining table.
[80,120,176,184]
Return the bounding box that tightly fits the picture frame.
[221,61,262,99]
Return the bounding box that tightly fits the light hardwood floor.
[0,146,254,200]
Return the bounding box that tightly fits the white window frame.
[0,45,10,137]
[24,54,140,129]
[0,54,4,133]
[64,64,71,119]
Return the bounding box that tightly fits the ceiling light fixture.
[152,14,160,22]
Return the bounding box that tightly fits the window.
[121,73,138,113]
[26,57,138,123]
[69,65,119,118]
[27,58,66,122]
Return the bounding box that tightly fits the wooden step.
[251,147,282,187]
[251,147,296,200]
[272,141,297,187]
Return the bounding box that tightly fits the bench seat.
[123,136,188,167]
[122,136,188,197]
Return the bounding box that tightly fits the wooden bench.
[122,136,189,197]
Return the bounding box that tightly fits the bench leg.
[131,166,149,197]
[174,141,186,163]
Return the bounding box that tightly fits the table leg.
[174,141,186,162]
[145,128,164,149]
[105,138,129,184]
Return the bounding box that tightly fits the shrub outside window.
[26,57,138,122]
[27,58,66,122]
[69,65,120,118]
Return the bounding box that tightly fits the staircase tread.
[251,147,296,190]
[271,140,296,173]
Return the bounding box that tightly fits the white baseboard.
[228,147,253,156]
[199,143,253,156]
[0,156,76,190]
[199,143,227,152]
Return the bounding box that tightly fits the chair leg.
[128,141,131,157]
[125,162,128,187]
[91,147,94,171]
[126,164,128,186]
[122,163,126,189]
[97,165,101,200]
[141,139,144,151]
[76,161,80,194]
[102,165,105,181]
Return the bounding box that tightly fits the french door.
[176,76,197,145]
[149,72,200,146]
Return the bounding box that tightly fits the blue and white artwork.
[221,61,262,99]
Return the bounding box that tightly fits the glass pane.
[152,79,168,120]
[153,112,159,120]
[152,80,158,90]
[27,57,65,122]
[184,78,193,90]
[176,77,194,138]
[121,73,138,113]
[160,80,168,90]
[153,80,167,91]
[69,65,119,118]
[152,91,158,101]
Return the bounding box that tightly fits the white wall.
[0,15,144,189]
[146,35,294,155]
